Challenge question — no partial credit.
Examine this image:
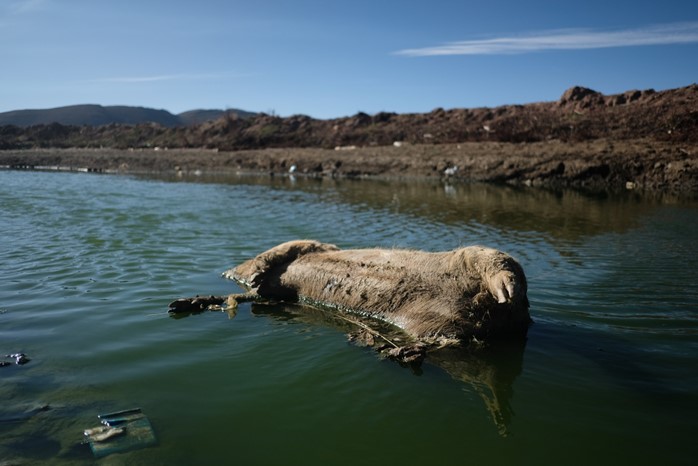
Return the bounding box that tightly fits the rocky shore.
[1,138,696,194]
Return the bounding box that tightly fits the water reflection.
[148,173,694,244]
[186,302,529,437]
[428,342,525,436]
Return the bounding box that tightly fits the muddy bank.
[1,138,696,194]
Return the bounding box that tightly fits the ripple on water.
[1,171,697,465]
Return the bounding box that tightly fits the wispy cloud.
[395,22,698,56]
[85,72,245,84]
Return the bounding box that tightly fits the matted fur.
[226,240,530,343]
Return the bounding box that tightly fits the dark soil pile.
[2,84,696,150]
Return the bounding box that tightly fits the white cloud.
[395,22,698,56]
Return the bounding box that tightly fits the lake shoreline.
[1,138,696,194]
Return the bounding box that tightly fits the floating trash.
[84,408,156,458]
[2,353,30,366]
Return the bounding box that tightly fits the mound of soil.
[2,84,696,151]
[1,84,696,193]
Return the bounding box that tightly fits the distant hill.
[0,104,255,127]
[0,84,695,152]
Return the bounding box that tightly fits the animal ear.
[255,240,338,271]
[235,240,339,287]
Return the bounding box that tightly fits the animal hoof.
[168,295,225,313]
[168,298,201,313]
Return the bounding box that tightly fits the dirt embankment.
[1,84,696,193]
[1,139,695,194]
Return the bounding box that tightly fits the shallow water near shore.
[1,169,697,465]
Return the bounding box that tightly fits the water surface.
[1,170,697,465]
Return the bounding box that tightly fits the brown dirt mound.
[1,84,696,193]
[1,84,696,151]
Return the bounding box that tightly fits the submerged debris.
[0,403,51,423]
[85,426,126,442]
[383,343,427,364]
[85,408,156,458]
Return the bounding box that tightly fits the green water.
[1,170,697,465]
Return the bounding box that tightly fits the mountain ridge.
[0,104,256,127]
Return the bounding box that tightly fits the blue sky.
[2,0,697,118]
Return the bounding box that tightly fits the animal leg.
[456,247,527,305]
[168,293,265,314]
